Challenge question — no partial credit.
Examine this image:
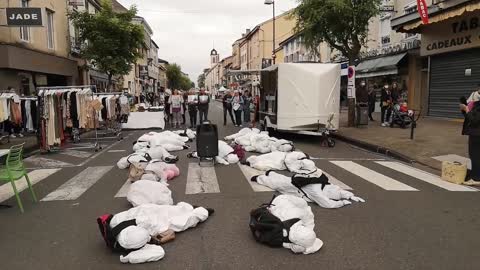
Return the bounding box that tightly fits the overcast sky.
[117,0,298,84]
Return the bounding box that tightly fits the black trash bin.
[356,103,369,126]
[196,121,218,161]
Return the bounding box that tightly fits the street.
[0,103,478,270]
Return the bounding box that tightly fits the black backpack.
[97,214,137,253]
[249,197,301,247]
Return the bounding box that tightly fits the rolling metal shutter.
[429,48,480,118]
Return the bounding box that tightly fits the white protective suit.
[117,153,151,169]
[188,141,240,165]
[225,128,260,141]
[127,180,173,207]
[111,203,211,264]
[268,195,323,254]
[137,131,189,151]
[231,130,294,154]
[134,144,177,162]
[173,129,196,140]
[254,171,365,209]
[245,151,288,171]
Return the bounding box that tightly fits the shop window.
[381,35,391,45]
[46,10,55,49]
[19,0,30,42]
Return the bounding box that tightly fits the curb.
[332,133,415,164]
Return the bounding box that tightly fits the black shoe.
[183,145,190,150]
[251,175,259,182]
[265,170,273,176]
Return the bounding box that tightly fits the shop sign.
[68,0,85,6]
[5,8,43,26]
[379,5,394,12]
[416,0,429,24]
[421,13,480,56]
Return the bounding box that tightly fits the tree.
[70,0,145,90]
[197,73,206,88]
[292,0,380,65]
[166,63,193,90]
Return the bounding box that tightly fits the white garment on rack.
[25,100,34,131]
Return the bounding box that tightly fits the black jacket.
[463,101,480,136]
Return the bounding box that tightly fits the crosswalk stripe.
[0,169,61,203]
[323,172,353,190]
[330,161,418,191]
[24,156,74,168]
[59,149,92,158]
[238,164,274,192]
[41,166,113,201]
[186,163,220,194]
[376,161,477,192]
[115,180,131,198]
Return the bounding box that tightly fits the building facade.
[0,0,80,95]
[392,0,480,118]
[205,49,221,94]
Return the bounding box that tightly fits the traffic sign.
[347,66,355,98]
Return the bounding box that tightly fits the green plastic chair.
[0,144,37,213]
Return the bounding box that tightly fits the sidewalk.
[334,110,469,171]
[0,134,38,155]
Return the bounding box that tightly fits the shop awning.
[356,53,407,78]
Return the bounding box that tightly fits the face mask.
[384,86,389,89]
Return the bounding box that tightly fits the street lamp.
[264,0,276,65]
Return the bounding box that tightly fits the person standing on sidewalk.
[232,91,244,127]
[197,89,210,123]
[368,85,377,121]
[222,91,235,125]
[187,90,198,128]
[381,84,393,127]
[243,90,252,125]
[181,91,188,125]
[461,87,480,185]
[169,90,184,128]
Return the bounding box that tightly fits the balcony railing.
[70,36,82,55]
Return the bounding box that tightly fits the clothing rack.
[0,92,38,144]
[92,92,126,141]
[37,85,100,153]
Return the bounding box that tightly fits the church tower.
[210,48,219,68]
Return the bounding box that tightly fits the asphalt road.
[0,103,479,270]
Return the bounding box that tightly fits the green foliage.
[292,0,380,64]
[70,0,145,88]
[166,63,193,90]
[197,73,206,88]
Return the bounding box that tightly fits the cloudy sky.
[117,0,298,84]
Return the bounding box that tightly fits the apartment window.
[19,0,30,42]
[404,32,417,39]
[46,10,55,49]
[379,15,391,46]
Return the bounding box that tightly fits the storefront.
[0,45,78,95]
[392,1,480,118]
[422,11,480,118]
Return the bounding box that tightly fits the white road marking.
[323,172,353,190]
[330,161,418,191]
[41,166,113,201]
[77,133,132,167]
[60,149,92,158]
[186,163,220,194]
[433,154,472,170]
[115,179,131,198]
[108,150,127,153]
[0,169,61,203]
[376,161,477,192]
[238,164,274,192]
[24,156,74,168]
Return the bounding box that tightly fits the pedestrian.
[391,82,400,105]
[164,90,171,124]
[187,90,198,129]
[232,90,244,127]
[197,89,210,123]
[368,85,377,121]
[460,86,480,186]
[182,91,188,125]
[243,91,252,124]
[222,90,235,125]
[169,89,184,128]
[381,84,392,127]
